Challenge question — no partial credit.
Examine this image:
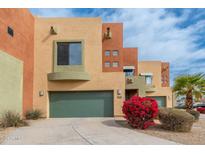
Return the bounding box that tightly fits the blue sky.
[30,8,205,85]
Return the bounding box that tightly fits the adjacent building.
[0,9,172,118]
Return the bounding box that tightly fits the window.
[112,50,119,56]
[145,75,152,85]
[112,61,119,67]
[105,50,110,56]
[104,61,111,67]
[124,69,134,76]
[7,26,14,37]
[57,42,82,65]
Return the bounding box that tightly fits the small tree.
[173,73,205,111]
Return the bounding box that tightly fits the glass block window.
[105,50,110,56]
[104,61,111,67]
[112,50,119,56]
[112,61,119,67]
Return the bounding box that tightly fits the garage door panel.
[49,91,113,117]
[148,96,166,107]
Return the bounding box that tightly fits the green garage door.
[49,91,113,118]
[148,96,166,107]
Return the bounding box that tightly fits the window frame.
[104,61,111,68]
[57,42,82,65]
[145,75,153,85]
[105,50,110,56]
[112,61,119,68]
[53,40,85,73]
[124,69,134,77]
[112,50,119,56]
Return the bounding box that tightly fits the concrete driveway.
[2,118,178,145]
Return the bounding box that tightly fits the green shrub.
[158,108,194,132]
[25,109,42,120]
[0,111,28,128]
[188,110,200,121]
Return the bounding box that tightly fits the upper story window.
[112,50,119,56]
[124,69,134,76]
[140,73,153,85]
[112,61,119,67]
[145,75,152,85]
[105,50,110,56]
[57,42,82,65]
[7,26,14,37]
[105,61,111,67]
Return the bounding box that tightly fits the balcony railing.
[145,84,156,92]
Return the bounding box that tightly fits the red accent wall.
[102,23,138,74]
[102,23,124,72]
[123,48,138,75]
[161,62,170,87]
[0,8,34,113]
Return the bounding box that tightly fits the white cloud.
[101,9,205,85]
[30,8,205,85]
[30,8,74,17]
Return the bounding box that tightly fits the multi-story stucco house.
[0,8,172,118]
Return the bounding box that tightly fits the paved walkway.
[2,118,179,145]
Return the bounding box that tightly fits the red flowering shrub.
[197,107,205,114]
[122,96,158,129]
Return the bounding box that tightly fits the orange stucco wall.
[123,48,138,75]
[0,9,34,113]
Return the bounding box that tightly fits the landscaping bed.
[137,117,205,144]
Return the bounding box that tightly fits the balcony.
[125,76,145,90]
[48,71,90,81]
[145,84,156,92]
[125,76,156,95]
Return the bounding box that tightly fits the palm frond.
[173,73,205,99]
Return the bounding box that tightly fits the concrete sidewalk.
[2,118,179,145]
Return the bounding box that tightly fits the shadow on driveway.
[101,119,132,129]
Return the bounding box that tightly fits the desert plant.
[25,109,42,120]
[122,96,158,129]
[188,110,200,121]
[158,108,194,132]
[173,73,205,111]
[0,111,28,128]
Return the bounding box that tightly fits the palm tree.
[173,73,205,111]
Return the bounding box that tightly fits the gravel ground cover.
[136,115,205,144]
[0,127,14,144]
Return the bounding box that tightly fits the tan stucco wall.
[33,17,125,117]
[0,50,23,116]
[138,61,173,107]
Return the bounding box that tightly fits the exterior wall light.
[50,26,58,35]
[104,27,112,39]
[117,89,122,95]
[39,90,44,97]
[117,89,122,99]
